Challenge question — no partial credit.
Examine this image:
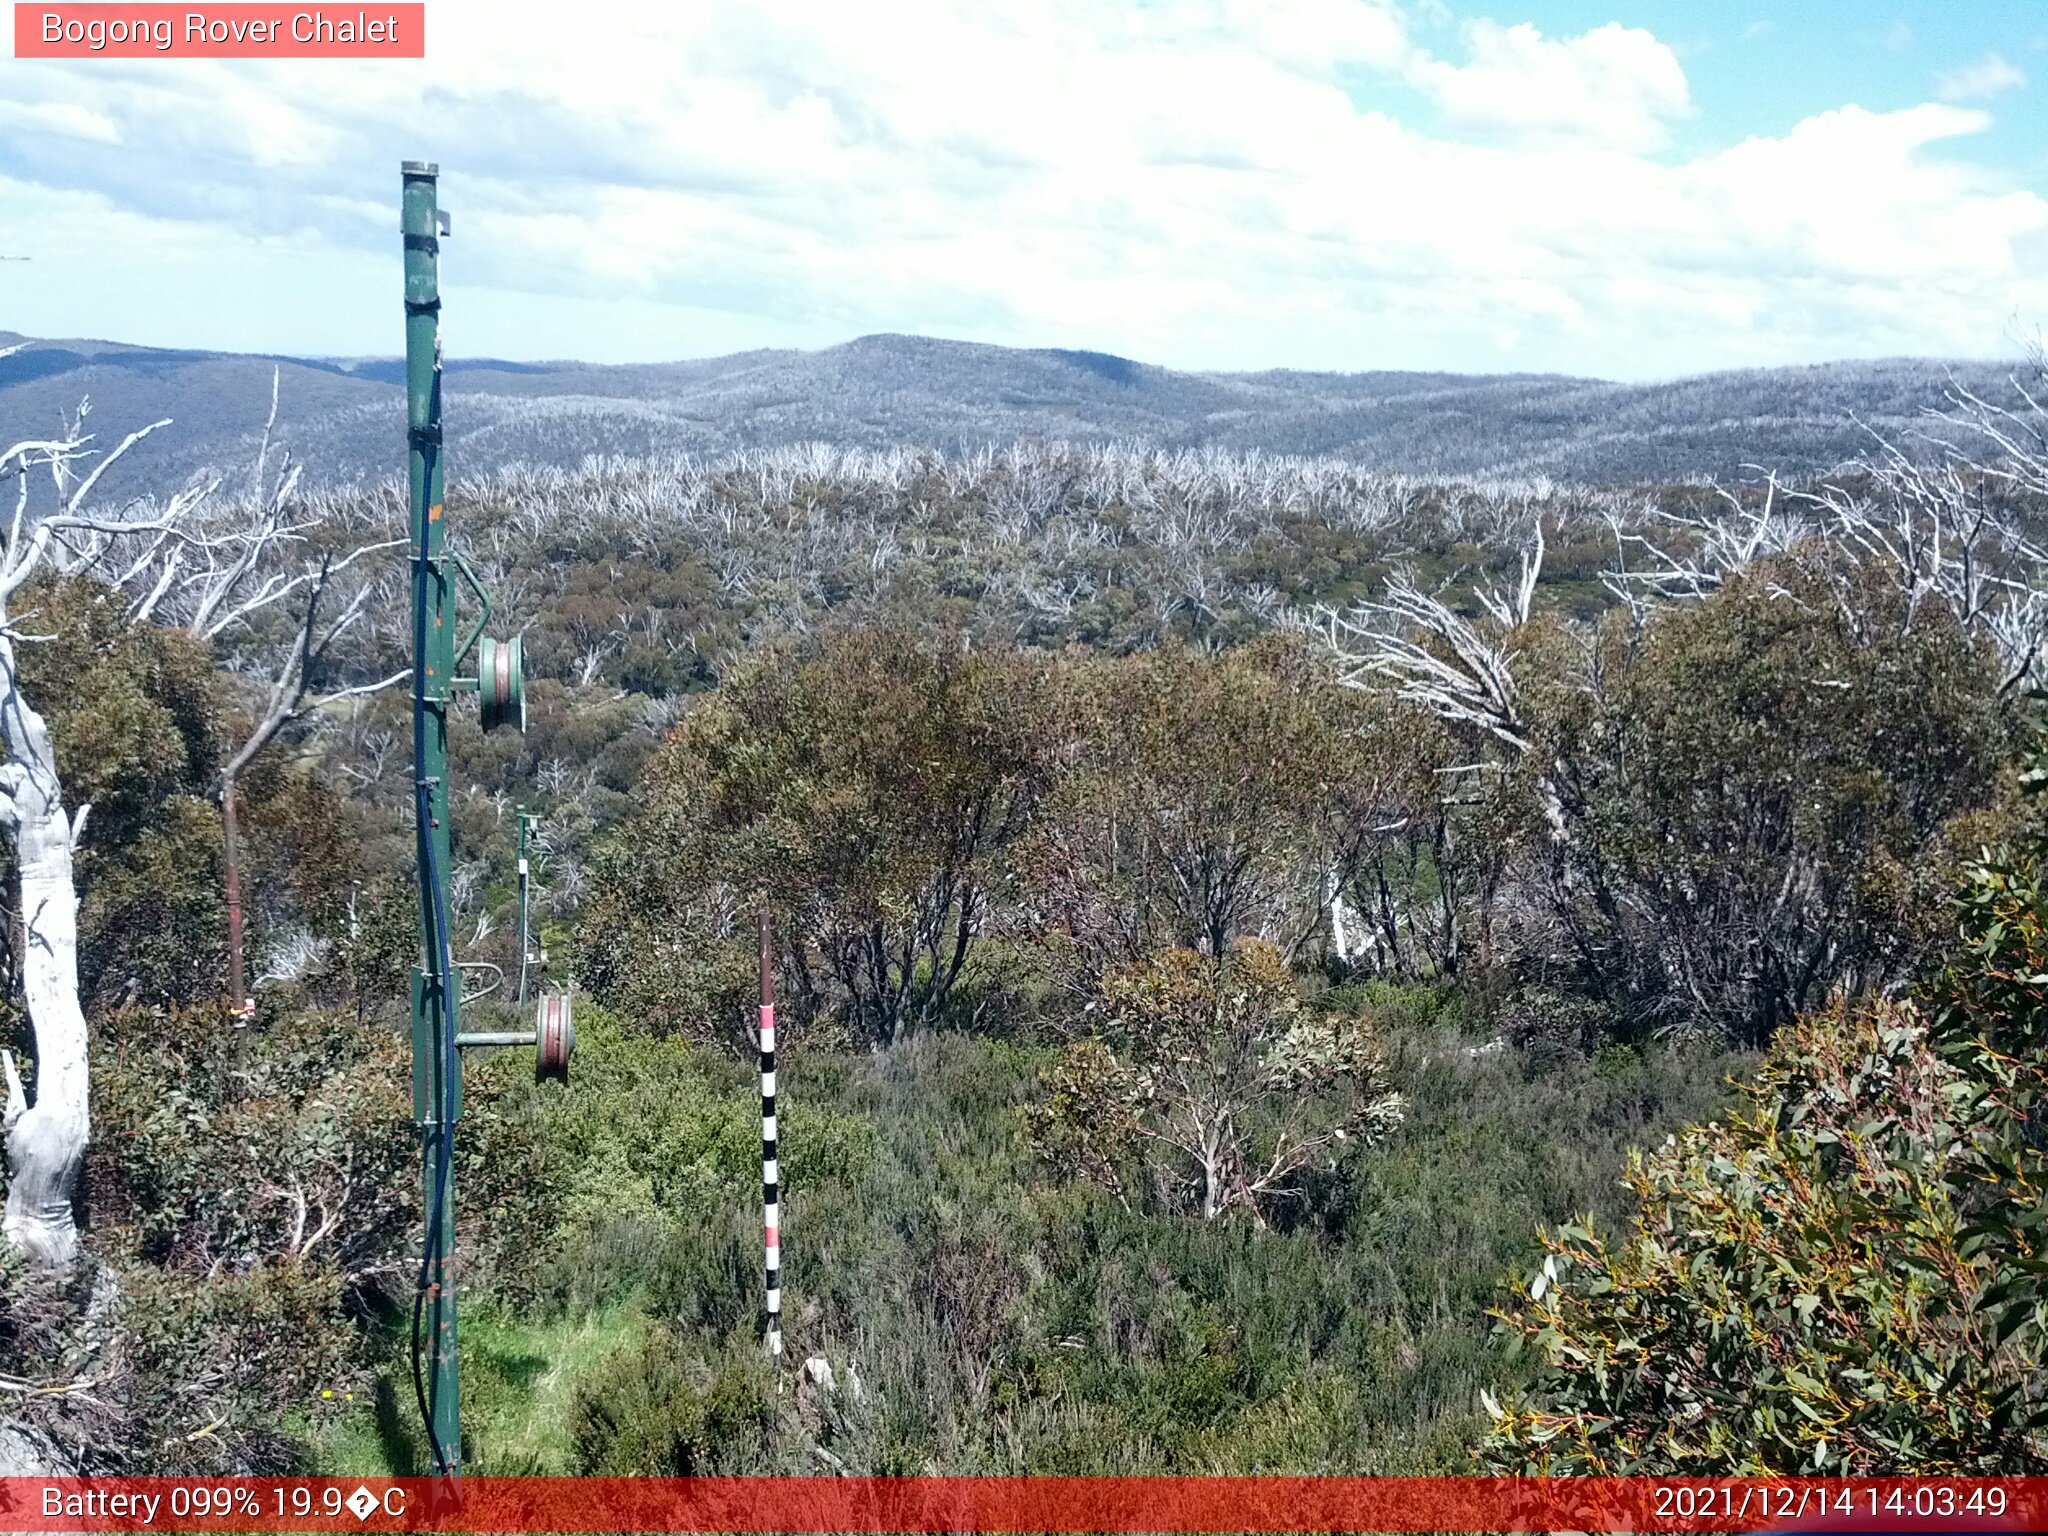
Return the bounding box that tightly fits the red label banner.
[13,4,425,58]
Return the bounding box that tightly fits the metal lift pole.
[400,159,557,1481]
[403,159,462,1477]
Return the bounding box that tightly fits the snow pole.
[516,808,541,1004]
[759,911,782,1361]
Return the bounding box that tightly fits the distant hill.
[0,329,2022,496]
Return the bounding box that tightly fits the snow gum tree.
[0,423,182,1265]
[1027,940,1406,1222]
[0,403,387,1267]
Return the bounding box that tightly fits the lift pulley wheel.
[536,992,574,1083]
[478,634,525,733]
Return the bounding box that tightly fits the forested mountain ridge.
[0,328,2017,492]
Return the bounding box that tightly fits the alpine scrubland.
[5,357,2048,1474]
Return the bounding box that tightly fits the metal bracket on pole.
[454,990,575,1082]
[449,548,492,671]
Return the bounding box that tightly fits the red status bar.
[0,1476,2041,1533]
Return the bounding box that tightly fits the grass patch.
[310,1305,652,1476]
[459,1306,654,1473]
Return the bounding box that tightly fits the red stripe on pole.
[759,909,782,1355]
[0,1477,2038,1532]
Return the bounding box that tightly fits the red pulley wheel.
[536,992,574,1083]
[478,634,526,733]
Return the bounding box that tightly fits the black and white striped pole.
[759,911,782,1363]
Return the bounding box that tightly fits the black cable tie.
[408,425,443,447]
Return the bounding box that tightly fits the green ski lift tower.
[403,161,570,1478]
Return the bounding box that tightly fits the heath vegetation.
[3,356,2048,1474]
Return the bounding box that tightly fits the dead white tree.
[209,547,406,1015]
[1313,522,1566,842]
[1603,362,2048,691]
[0,419,222,1267]
[1318,525,1542,750]
[1599,472,1801,627]
[1803,387,2048,692]
[130,376,407,1013]
[0,397,399,1264]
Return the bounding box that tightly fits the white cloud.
[1409,20,1691,152]
[1938,52,2027,103]
[0,99,121,144]
[1,0,2043,378]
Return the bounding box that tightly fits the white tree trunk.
[0,635,89,1270]
[1327,866,1352,964]
[0,409,385,1269]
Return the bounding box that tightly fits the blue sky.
[1,1,2043,379]
[1505,2,2047,162]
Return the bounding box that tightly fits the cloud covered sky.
[1,0,2044,378]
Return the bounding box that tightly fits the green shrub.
[1027,941,1403,1222]
[581,628,1057,1048]
[0,1245,364,1474]
[569,1331,771,1474]
[1540,553,2010,1043]
[89,1002,414,1285]
[462,1004,877,1308]
[1479,795,2048,1473]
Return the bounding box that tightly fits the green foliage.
[232,749,362,963]
[1029,941,1403,1221]
[582,628,1056,1047]
[313,871,418,1014]
[1544,553,2010,1042]
[112,1256,363,1474]
[446,1306,651,1475]
[88,1001,415,1284]
[42,999,403,1461]
[574,1023,1731,1475]
[1479,1001,2032,1473]
[461,1004,877,1306]
[585,632,1451,1051]
[23,578,220,841]
[1025,1038,1142,1203]
[7,577,224,1011]
[1022,636,1420,985]
[1479,774,2048,1474]
[0,575,378,1018]
[1502,986,1616,1059]
[569,1331,773,1474]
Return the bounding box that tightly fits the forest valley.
[4,361,2048,1477]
